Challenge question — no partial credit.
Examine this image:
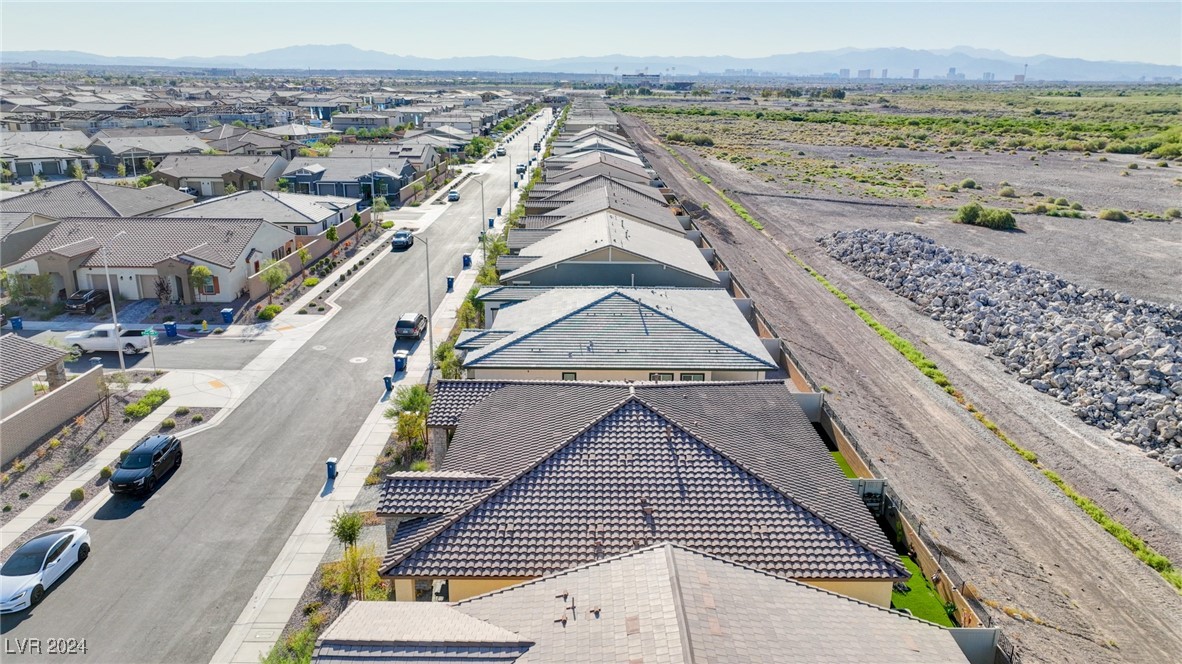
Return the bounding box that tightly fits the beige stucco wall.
[468,367,763,382]
[76,266,158,300]
[390,577,532,602]
[0,377,36,417]
[0,366,102,468]
[801,578,893,608]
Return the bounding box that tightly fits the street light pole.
[419,235,436,374]
[102,231,128,374]
[477,176,486,263]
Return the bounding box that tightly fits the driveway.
[0,111,553,662]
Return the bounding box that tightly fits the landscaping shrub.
[124,388,170,418]
[257,304,283,321]
[124,402,152,418]
[998,186,1016,198]
[1070,202,1084,210]
[160,418,176,429]
[100,465,113,479]
[303,277,320,288]
[1098,209,1129,221]
[175,406,190,416]
[70,487,84,502]
[191,413,204,423]
[1126,163,1138,170]
[380,220,394,229]
[1053,197,1068,206]
[953,202,1017,229]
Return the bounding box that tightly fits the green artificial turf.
[892,555,956,627]
[830,450,857,479]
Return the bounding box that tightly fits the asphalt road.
[26,331,272,372]
[0,110,553,663]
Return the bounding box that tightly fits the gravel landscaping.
[819,229,1182,470]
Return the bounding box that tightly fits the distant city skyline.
[2,1,1179,67]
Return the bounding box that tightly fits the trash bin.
[394,350,408,372]
[488,218,494,229]
[383,375,393,391]
[513,181,518,189]
[496,207,502,216]
[220,308,233,324]
[462,254,472,269]
[325,457,338,480]
[10,317,22,331]
[164,321,178,338]
[446,275,455,292]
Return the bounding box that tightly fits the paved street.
[27,331,273,372]
[0,110,551,663]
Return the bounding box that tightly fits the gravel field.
[620,111,1182,664]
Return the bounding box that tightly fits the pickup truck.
[65,324,150,355]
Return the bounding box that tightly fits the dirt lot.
[619,111,1182,664]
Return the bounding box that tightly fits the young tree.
[154,276,173,306]
[394,384,432,413]
[188,265,212,304]
[397,411,426,454]
[276,177,290,192]
[231,120,248,128]
[71,163,86,180]
[371,197,389,214]
[351,211,363,229]
[297,244,311,276]
[27,274,54,303]
[116,162,127,177]
[143,158,156,171]
[259,258,291,303]
[330,510,364,549]
[326,225,338,243]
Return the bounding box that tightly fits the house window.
[294,226,309,236]
[562,372,577,381]
[680,373,706,382]
[271,248,285,261]
[649,373,674,382]
[202,276,215,295]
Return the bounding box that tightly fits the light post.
[101,231,128,374]
[476,175,487,263]
[417,234,436,373]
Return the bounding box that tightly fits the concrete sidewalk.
[210,109,555,664]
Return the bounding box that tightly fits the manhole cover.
[349,357,368,364]
[312,345,327,351]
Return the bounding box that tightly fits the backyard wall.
[245,210,370,300]
[0,366,102,468]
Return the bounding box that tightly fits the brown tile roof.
[0,333,67,389]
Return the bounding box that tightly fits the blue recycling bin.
[462,254,472,269]
[163,321,178,337]
[496,207,502,216]
[10,317,22,331]
[513,181,518,189]
[394,350,408,372]
[220,308,233,324]
[446,275,455,292]
[325,457,338,480]
[488,218,494,229]
[383,375,393,391]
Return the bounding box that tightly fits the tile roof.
[316,601,531,648]
[0,210,36,238]
[0,333,67,389]
[385,384,902,581]
[259,123,340,138]
[0,131,90,150]
[462,288,777,371]
[544,151,651,183]
[154,154,285,179]
[500,213,718,285]
[284,157,412,182]
[88,133,210,156]
[519,186,680,234]
[165,190,358,228]
[1,143,91,160]
[424,380,509,427]
[425,544,964,663]
[0,180,194,219]
[86,182,195,217]
[377,472,500,516]
[530,176,664,206]
[18,216,272,268]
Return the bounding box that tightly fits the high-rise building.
[913,68,920,79]
[839,68,850,78]
[982,72,995,81]
[857,69,873,79]
[881,69,889,79]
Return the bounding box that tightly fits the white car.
[0,526,91,613]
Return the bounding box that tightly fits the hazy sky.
[3,1,1180,65]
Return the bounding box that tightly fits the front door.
[200,180,213,197]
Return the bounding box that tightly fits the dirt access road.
[618,112,1182,664]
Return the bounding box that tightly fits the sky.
[2,1,1180,65]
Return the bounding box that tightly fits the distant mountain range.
[2,45,1179,81]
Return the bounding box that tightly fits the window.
[46,536,73,565]
[271,248,285,261]
[680,373,706,382]
[294,226,309,236]
[202,276,215,295]
[649,373,674,382]
[561,372,577,381]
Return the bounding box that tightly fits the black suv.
[110,435,182,496]
[65,289,110,314]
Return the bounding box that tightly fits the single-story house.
[317,543,981,664]
[0,130,90,151]
[0,333,68,416]
[526,172,668,213]
[257,123,340,144]
[381,381,907,606]
[152,154,289,197]
[515,184,683,234]
[542,151,655,185]
[1,142,97,179]
[497,212,721,288]
[197,126,301,161]
[13,215,294,303]
[457,287,778,381]
[163,190,360,237]
[282,157,416,200]
[86,131,210,172]
[330,142,441,175]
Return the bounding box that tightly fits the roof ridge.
[464,289,621,366]
[665,544,697,664]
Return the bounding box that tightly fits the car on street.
[395,312,428,340]
[496,146,506,156]
[447,190,460,202]
[109,435,182,496]
[390,229,414,250]
[516,163,527,175]
[65,323,149,355]
[65,288,110,314]
[0,526,91,613]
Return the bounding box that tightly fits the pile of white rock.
[818,229,1182,471]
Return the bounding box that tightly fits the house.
[0,333,68,416]
[86,130,210,172]
[198,128,301,161]
[282,157,416,200]
[542,150,655,185]
[317,544,981,664]
[381,380,906,606]
[257,123,340,144]
[0,180,195,220]
[152,154,289,197]
[457,287,778,381]
[0,130,91,151]
[497,212,720,288]
[330,113,398,132]
[13,216,293,303]
[515,184,683,234]
[526,172,668,213]
[1,142,97,179]
[330,142,441,175]
[163,190,359,237]
[550,127,638,159]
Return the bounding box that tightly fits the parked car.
[0,526,91,613]
[495,146,506,157]
[395,312,428,340]
[533,142,541,151]
[447,190,460,202]
[65,323,149,355]
[64,289,110,314]
[178,186,198,196]
[390,229,414,250]
[516,163,527,175]
[109,435,182,496]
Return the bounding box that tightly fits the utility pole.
[102,231,129,374]
[419,235,435,374]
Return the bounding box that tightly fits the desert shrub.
[120,449,131,461]
[998,186,1016,198]
[1070,202,1084,210]
[141,388,170,408]
[302,601,323,616]
[959,178,976,189]
[953,202,1015,229]
[160,418,176,429]
[36,473,50,486]
[70,487,85,501]
[303,277,320,288]
[175,406,190,416]
[380,220,394,229]
[410,460,431,472]
[1054,197,1068,206]
[48,438,62,449]
[257,304,282,321]
[1098,209,1129,221]
[100,465,113,479]
[1098,156,1108,162]
[1165,208,1181,219]
[192,413,204,422]
[1126,163,1138,170]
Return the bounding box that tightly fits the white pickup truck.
[65,324,150,355]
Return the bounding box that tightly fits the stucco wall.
[802,578,893,608]
[0,376,36,417]
[467,367,762,382]
[0,366,102,468]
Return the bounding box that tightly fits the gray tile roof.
[377,472,500,516]
[88,133,210,156]
[519,186,680,234]
[0,333,67,389]
[0,130,91,150]
[87,182,194,216]
[0,210,36,238]
[0,180,194,219]
[437,544,966,663]
[462,288,775,371]
[500,213,718,285]
[544,151,651,183]
[284,157,412,182]
[1,143,91,160]
[163,190,356,227]
[504,228,558,250]
[154,154,285,179]
[424,380,510,427]
[384,383,903,581]
[19,216,272,268]
[530,174,665,206]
